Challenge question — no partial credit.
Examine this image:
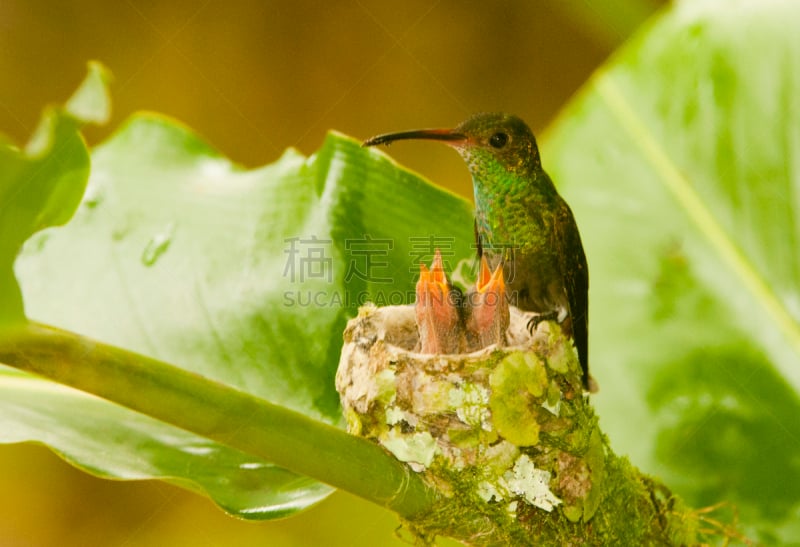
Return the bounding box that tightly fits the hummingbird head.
[452,113,541,175]
[363,112,542,177]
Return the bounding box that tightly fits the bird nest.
[336,302,595,518]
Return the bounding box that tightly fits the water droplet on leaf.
[141,223,175,266]
[239,462,267,470]
[83,187,103,209]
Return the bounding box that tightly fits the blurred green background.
[0,1,662,545]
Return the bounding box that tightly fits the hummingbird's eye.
[489,132,509,149]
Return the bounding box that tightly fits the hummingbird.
[364,113,592,391]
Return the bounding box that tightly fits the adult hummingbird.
[364,113,592,390]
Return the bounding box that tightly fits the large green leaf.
[5,110,473,517]
[15,115,473,416]
[543,0,800,541]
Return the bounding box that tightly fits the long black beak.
[362,128,467,147]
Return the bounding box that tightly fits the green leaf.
[6,111,472,517]
[0,369,333,518]
[543,0,800,540]
[0,62,110,326]
[64,61,113,125]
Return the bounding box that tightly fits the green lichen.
[448,383,491,429]
[381,429,437,468]
[489,352,548,446]
[539,321,571,375]
[583,429,606,521]
[562,504,583,523]
[501,454,562,511]
[385,405,405,425]
[374,368,397,404]
[542,379,562,415]
[483,441,519,474]
[447,426,496,449]
[415,378,456,414]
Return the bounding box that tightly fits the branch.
[0,321,435,519]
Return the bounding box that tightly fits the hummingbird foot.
[525,309,560,334]
[415,249,462,354]
[465,256,510,351]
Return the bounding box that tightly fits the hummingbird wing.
[556,199,590,389]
